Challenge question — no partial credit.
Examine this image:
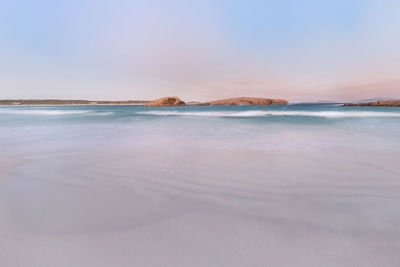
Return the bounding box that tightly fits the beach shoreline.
[0,103,147,106]
[1,104,399,267]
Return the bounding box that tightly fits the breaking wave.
[137,110,400,118]
[0,109,113,116]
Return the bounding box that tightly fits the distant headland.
[0,99,150,106]
[342,100,400,107]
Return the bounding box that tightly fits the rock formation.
[343,100,400,107]
[203,97,288,106]
[145,97,185,107]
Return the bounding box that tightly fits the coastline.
[0,103,147,106]
[2,97,399,107]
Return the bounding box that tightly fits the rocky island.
[343,100,400,107]
[145,97,186,106]
[146,97,289,107]
[202,97,289,106]
[143,96,289,107]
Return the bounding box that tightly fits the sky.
[0,0,399,102]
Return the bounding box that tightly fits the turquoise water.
[1,104,400,267]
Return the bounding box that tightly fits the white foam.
[137,110,267,117]
[263,111,400,118]
[0,109,92,115]
[0,109,113,116]
[91,112,115,116]
[137,110,400,118]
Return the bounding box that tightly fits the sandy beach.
[2,0,400,265]
[0,105,400,266]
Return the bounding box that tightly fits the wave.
[0,109,113,116]
[2,108,399,118]
[137,111,267,117]
[137,110,400,118]
[91,111,115,116]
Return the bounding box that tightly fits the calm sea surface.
[1,104,400,267]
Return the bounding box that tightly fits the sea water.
[0,104,400,267]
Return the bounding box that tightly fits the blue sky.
[1,0,399,101]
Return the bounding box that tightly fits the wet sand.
[1,106,400,266]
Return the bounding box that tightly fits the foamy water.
[0,108,113,116]
[0,109,91,115]
[137,110,400,118]
[1,104,400,267]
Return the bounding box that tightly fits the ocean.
[1,104,400,267]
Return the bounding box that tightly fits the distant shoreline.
[0,100,150,106]
[1,98,399,107]
[0,104,147,106]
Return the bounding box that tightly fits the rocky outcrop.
[143,96,289,107]
[343,100,400,107]
[145,97,185,107]
[203,97,288,106]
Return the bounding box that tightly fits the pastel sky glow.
[1,0,399,102]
